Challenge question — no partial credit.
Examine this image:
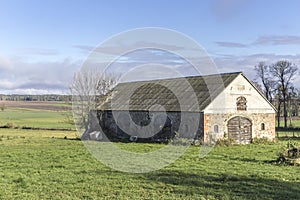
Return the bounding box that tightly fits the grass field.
[0,101,74,129]
[277,131,300,138]
[0,129,299,199]
[0,101,299,199]
[276,118,300,128]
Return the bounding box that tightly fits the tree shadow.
[143,170,300,199]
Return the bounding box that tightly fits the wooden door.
[227,116,252,144]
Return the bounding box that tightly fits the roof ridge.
[119,71,242,84]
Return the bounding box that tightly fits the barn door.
[227,116,252,144]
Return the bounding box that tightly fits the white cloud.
[215,41,247,48]
[254,35,300,46]
[0,57,81,94]
[215,35,300,49]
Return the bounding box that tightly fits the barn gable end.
[203,73,276,143]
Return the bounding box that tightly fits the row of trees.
[254,60,298,128]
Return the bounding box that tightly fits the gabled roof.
[239,73,277,112]
[99,72,242,112]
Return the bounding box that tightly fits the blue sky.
[0,0,300,94]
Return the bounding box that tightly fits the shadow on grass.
[278,137,300,141]
[54,136,81,141]
[143,170,300,199]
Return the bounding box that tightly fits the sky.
[0,0,300,94]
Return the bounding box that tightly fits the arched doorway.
[227,116,252,144]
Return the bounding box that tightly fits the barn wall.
[203,112,275,143]
[204,74,275,114]
[202,74,276,144]
[95,110,203,141]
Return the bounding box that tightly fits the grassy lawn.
[277,131,300,137]
[0,129,299,199]
[0,107,74,129]
[276,119,300,128]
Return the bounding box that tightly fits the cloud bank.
[216,35,300,48]
[0,56,80,94]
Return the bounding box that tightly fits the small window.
[214,125,219,133]
[261,123,265,130]
[236,96,247,111]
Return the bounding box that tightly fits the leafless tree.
[69,68,119,133]
[270,60,298,128]
[274,85,283,128]
[287,86,298,127]
[254,62,275,102]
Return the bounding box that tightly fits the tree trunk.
[277,102,281,128]
[283,93,288,128]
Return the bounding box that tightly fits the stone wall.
[204,112,275,143]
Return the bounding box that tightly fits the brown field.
[0,101,71,111]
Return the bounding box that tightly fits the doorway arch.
[227,116,252,144]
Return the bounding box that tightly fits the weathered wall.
[204,112,275,143]
[204,74,275,114]
[95,110,203,141]
[202,74,276,143]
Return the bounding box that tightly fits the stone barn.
[85,72,276,144]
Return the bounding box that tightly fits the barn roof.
[99,72,242,112]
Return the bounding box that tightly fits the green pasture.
[0,129,299,199]
[0,107,74,129]
[276,131,300,138]
[276,119,300,128]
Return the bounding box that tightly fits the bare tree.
[274,85,283,128]
[270,60,298,128]
[69,68,119,134]
[254,62,274,102]
[287,86,298,127]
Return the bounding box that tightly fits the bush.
[0,103,6,111]
[171,137,191,146]
[276,141,300,165]
[191,138,203,146]
[252,137,278,145]
[5,122,15,129]
[215,138,236,146]
[276,147,300,166]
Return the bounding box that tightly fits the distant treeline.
[0,94,72,102]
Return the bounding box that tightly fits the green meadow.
[0,102,299,199]
[0,130,299,199]
[0,107,73,129]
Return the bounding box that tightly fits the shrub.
[191,138,203,146]
[276,149,300,166]
[0,103,6,111]
[171,137,191,146]
[215,138,236,146]
[252,137,278,145]
[276,141,300,165]
[5,122,15,129]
